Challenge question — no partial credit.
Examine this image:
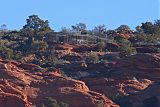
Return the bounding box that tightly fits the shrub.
[114,36,137,57]
[59,102,69,107]
[31,41,48,52]
[96,42,106,52]
[114,36,131,46]
[96,100,105,107]
[41,97,69,107]
[119,45,137,57]
[86,52,99,63]
[0,45,13,59]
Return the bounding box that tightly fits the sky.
[0,0,159,31]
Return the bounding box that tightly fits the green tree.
[93,24,107,36]
[71,23,87,34]
[21,14,52,36]
[141,22,155,34]
[60,27,72,34]
[135,25,143,33]
[0,24,7,31]
[116,25,132,34]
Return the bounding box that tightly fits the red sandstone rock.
[0,59,119,107]
[83,53,160,107]
[112,54,160,80]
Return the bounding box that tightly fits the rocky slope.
[82,53,160,107]
[0,59,119,107]
[53,44,160,107]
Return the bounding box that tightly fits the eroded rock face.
[82,53,160,107]
[1,53,159,107]
[0,59,119,107]
[113,53,160,107]
[83,78,153,98]
[112,53,160,80]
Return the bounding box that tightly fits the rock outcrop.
[112,53,160,80]
[82,53,160,107]
[0,59,119,107]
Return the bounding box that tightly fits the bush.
[59,102,69,107]
[86,52,99,63]
[96,42,106,52]
[0,46,13,59]
[119,45,137,57]
[96,100,105,107]
[114,36,131,46]
[114,36,137,57]
[31,41,48,52]
[41,97,69,107]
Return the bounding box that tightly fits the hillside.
[0,58,119,107]
[0,15,160,107]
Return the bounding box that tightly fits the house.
[45,32,108,45]
[45,32,91,44]
[45,32,68,43]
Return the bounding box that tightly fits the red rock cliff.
[0,59,119,107]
